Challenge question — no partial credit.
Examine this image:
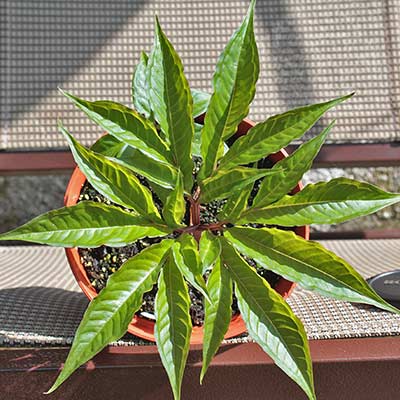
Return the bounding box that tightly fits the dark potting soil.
[77,166,281,326]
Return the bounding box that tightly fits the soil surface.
[77,164,281,326]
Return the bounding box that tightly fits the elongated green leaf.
[199,231,221,274]
[192,89,211,118]
[162,172,186,228]
[219,93,353,169]
[201,257,232,383]
[59,124,160,219]
[155,251,192,400]
[132,51,152,118]
[241,178,400,226]
[199,167,280,203]
[0,201,170,247]
[47,240,173,393]
[91,134,125,157]
[251,121,334,208]
[192,123,203,157]
[151,181,172,204]
[199,0,259,179]
[60,89,171,164]
[148,19,194,191]
[218,183,253,222]
[172,238,210,302]
[110,145,178,190]
[225,227,399,313]
[220,238,315,399]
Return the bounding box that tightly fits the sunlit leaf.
[132,51,152,119]
[199,230,221,274]
[155,251,192,400]
[218,183,253,222]
[162,172,186,228]
[47,240,173,393]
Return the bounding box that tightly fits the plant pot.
[64,118,309,345]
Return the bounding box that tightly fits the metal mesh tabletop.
[1,239,400,347]
[1,0,399,150]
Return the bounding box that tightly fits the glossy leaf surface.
[218,183,253,221]
[219,93,352,169]
[48,240,173,393]
[225,227,398,313]
[241,178,400,226]
[0,201,170,247]
[199,231,221,274]
[59,124,160,219]
[220,238,315,400]
[199,0,259,179]
[132,51,152,118]
[91,134,125,157]
[252,121,334,208]
[199,167,280,203]
[162,172,186,228]
[155,252,192,400]
[61,90,171,164]
[201,258,232,382]
[192,89,211,118]
[148,19,194,191]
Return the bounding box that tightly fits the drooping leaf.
[132,51,152,118]
[199,167,281,203]
[59,123,160,219]
[0,201,170,247]
[192,89,211,118]
[199,0,259,179]
[111,145,179,190]
[148,18,194,191]
[90,134,125,157]
[220,238,316,400]
[251,121,334,208]
[225,227,399,313]
[218,93,353,169]
[172,237,210,302]
[47,240,173,393]
[162,172,186,228]
[60,89,171,164]
[217,183,253,222]
[155,251,192,400]
[240,178,400,226]
[200,257,232,383]
[199,230,221,274]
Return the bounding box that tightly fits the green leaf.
[241,178,400,226]
[218,93,353,169]
[225,227,399,313]
[218,183,253,222]
[200,257,232,383]
[148,18,194,191]
[199,231,221,274]
[220,238,315,400]
[199,0,259,179]
[59,123,160,219]
[47,240,173,393]
[132,51,152,119]
[251,121,334,208]
[192,89,211,118]
[162,172,186,228]
[172,234,210,302]
[192,123,203,157]
[90,134,125,157]
[0,201,170,247]
[60,89,171,164]
[199,167,281,203]
[155,251,192,400]
[110,145,178,190]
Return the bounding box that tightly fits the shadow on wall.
[2,0,145,118]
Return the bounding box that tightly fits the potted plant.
[1,1,400,399]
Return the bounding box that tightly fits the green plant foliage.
[3,3,400,400]
[47,240,173,393]
[155,251,192,400]
[199,0,259,179]
[220,238,315,400]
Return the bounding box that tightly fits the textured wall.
[0,167,398,234]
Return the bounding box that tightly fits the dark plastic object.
[367,270,400,309]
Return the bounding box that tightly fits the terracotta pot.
[64,118,309,345]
